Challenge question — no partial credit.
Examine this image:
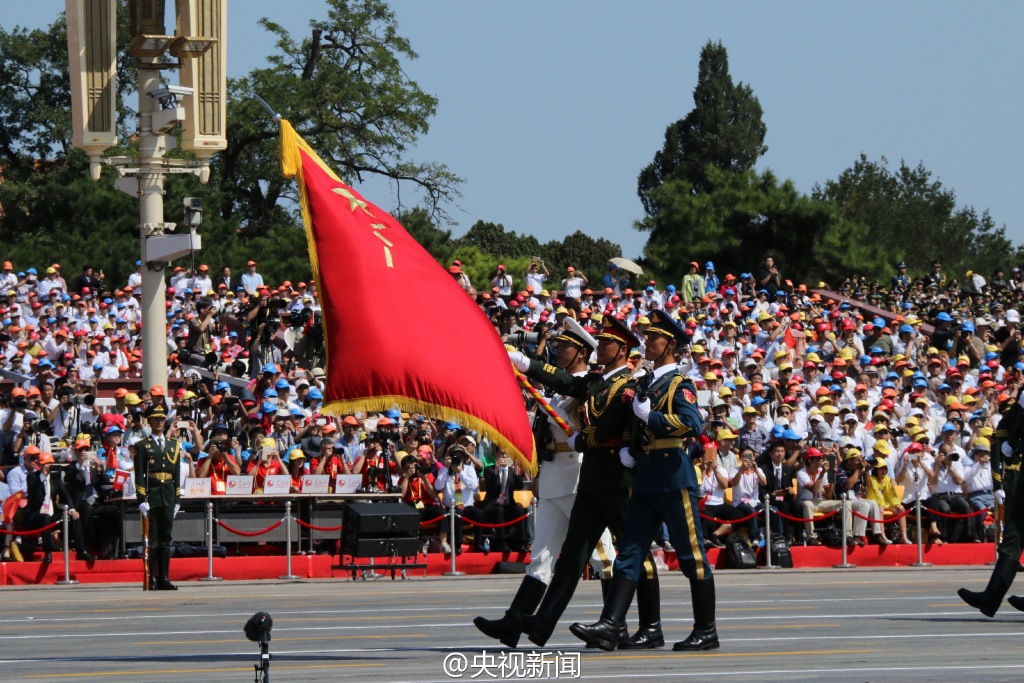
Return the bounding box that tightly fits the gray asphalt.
[0,566,1022,682]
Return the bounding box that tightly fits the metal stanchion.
[759,494,777,570]
[199,500,222,582]
[833,494,856,569]
[279,500,301,581]
[443,504,464,577]
[55,505,79,586]
[909,494,931,568]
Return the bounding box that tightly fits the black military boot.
[521,572,578,647]
[673,576,719,651]
[156,547,177,591]
[568,575,636,651]
[621,572,664,649]
[474,575,547,648]
[960,554,1018,617]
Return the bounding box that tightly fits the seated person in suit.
[63,439,106,560]
[24,452,70,563]
[762,441,797,542]
[479,451,526,552]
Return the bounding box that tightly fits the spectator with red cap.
[241,260,264,296]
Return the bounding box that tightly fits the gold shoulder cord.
[589,375,631,420]
[169,441,181,465]
[658,375,684,415]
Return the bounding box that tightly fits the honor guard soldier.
[503,316,662,648]
[960,388,1024,615]
[135,404,181,591]
[475,318,622,647]
[570,309,715,652]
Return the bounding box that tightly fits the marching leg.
[473,575,547,648]
[620,563,663,649]
[568,574,636,651]
[674,576,719,651]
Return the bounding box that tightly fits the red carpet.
[0,542,997,585]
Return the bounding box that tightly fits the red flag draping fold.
[279,120,535,473]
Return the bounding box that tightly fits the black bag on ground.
[725,533,757,569]
[818,527,854,547]
[759,537,793,568]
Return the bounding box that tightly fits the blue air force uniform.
[569,309,720,653]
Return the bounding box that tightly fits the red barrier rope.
[927,506,989,520]
[420,517,442,528]
[775,509,840,523]
[699,510,761,525]
[851,508,915,524]
[461,512,531,529]
[216,518,284,537]
[294,519,343,532]
[0,520,60,537]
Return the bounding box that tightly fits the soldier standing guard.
[475,318,623,647]
[135,404,181,591]
[959,388,1024,615]
[570,309,715,651]
[503,316,662,649]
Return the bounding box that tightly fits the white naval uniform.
[529,371,617,584]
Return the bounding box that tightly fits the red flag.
[279,121,535,473]
[783,325,797,349]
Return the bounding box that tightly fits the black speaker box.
[341,536,422,558]
[343,502,420,537]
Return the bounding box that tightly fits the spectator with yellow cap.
[865,456,912,544]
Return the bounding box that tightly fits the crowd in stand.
[0,252,1018,562]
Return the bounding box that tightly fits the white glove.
[507,350,531,372]
[138,501,150,517]
[567,432,580,452]
[173,504,180,519]
[995,489,1006,505]
[619,447,636,469]
[632,396,651,423]
[1003,442,1014,458]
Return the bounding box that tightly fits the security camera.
[149,85,194,101]
[184,197,203,211]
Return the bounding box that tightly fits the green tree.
[0,1,459,288]
[637,40,767,215]
[813,155,1014,280]
[457,220,542,260]
[539,231,621,285]
[222,0,462,233]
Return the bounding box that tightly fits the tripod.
[253,634,270,683]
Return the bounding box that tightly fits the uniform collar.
[651,362,679,382]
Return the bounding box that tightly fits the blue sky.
[8,1,1024,263]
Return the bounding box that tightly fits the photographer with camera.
[54,384,97,443]
[1,388,30,467]
[399,452,444,542]
[245,437,286,492]
[926,441,973,542]
[197,437,240,494]
[434,445,484,554]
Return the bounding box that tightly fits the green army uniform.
[135,408,181,591]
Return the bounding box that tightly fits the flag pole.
[513,368,573,436]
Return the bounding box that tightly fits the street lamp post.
[66,0,226,391]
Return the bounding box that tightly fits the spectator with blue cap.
[704,262,720,295]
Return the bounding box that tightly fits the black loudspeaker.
[342,537,422,558]
[341,502,421,558]
[343,502,420,536]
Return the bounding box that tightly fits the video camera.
[506,331,541,347]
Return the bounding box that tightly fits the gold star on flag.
[332,187,374,216]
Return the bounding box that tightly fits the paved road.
[1,566,1023,682]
